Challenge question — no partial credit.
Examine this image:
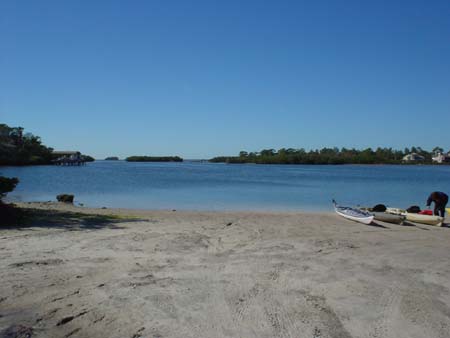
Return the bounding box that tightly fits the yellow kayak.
[446,207,450,215]
[405,213,444,226]
[386,207,444,226]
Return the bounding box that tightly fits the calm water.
[2,161,450,211]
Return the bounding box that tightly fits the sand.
[1,202,450,338]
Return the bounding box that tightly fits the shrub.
[0,176,19,201]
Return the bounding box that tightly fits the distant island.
[209,147,450,165]
[126,156,183,162]
[2,123,448,166]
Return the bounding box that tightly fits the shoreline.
[2,161,450,167]
[13,201,334,216]
[13,201,450,221]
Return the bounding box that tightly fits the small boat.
[405,213,444,226]
[360,208,405,224]
[373,212,405,224]
[386,207,444,226]
[446,207,450,215]
[333,200,374,225]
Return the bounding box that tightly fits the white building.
[402,153,425,162]
[432,152,450,164]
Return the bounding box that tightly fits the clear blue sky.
[1,0,449,159]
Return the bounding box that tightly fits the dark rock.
[56,194,74,203]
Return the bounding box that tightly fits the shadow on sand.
[1,207,146,231]
[368,221,390,229]
[401,221,431,230]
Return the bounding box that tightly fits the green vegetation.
[209,147,444,165]
[126,156,183,162]
[0,176,19,202]
[105,156,119,160]
[0,123,94,166]
[0,124,53,165]
[0,176,20,225]
[82,155,95,162]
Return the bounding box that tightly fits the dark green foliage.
[0,176,19,224]
[56,194,74,203]
[105,156,119,160]
[0,124,94,165]
[0,176,19,200]
[0,124,53,165]
[209,147,443,165]
[126,156,183,162]
[82,155,95,162]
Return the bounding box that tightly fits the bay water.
[2,161,449,211]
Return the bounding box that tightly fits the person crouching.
[426,191,448,217]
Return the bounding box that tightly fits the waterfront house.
[52,150,85,165]
[402,153,425,162]
[432,152,450,164]
[52,151,81,160]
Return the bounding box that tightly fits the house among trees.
[432,151,450,164]
[52,150,85,165]
[52,150,81,157]
[402,153,425,162]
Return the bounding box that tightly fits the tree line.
[0,124,54,165]
[126,156,183,162]
[209,147,447,165]
[0,124,95,166]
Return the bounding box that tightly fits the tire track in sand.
[368,284,402,338]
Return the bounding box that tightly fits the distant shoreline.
[125,156,183,162]
[2,160,449,168]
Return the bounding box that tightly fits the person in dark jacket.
[426,191,448,217]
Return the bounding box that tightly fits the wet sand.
[1,202,450,338]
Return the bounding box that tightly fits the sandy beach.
[1,202,450,338]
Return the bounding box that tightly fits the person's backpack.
[372,204,387,212]
[406,205,421,213]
